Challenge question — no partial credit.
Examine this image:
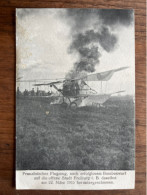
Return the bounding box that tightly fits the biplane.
[33,66,128,108]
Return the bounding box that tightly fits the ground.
[16,96,135,170]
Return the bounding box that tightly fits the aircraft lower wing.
[78,90,125,106]
[78,94,111,106]
[34,80,64,86]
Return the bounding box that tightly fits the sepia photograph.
[16,8,135,171]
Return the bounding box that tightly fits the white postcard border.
[16,170,135,190]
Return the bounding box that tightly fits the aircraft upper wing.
[80,66,129,82]
[32,66,128,86]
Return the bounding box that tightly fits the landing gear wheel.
[70,102,77,109]
[60,102,68,109]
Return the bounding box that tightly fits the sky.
[16,9,135,95]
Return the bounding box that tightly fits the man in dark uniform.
[70,81,76,96]
[36,87,39,96]
[75,82,80,95]
[24,89,29,96]
[63,81,71,96]
[31,88,35,96]
[17,87,21,97]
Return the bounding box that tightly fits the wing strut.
[51,84,63,95]
[82,81,97,94]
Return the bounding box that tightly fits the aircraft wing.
[31,66,128,86]
[34,80,64,86]
[110,90,125,95]
[79,66,129,82]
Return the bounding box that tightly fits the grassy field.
[16,96,135,170]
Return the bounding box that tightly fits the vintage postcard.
[16,8,135,190]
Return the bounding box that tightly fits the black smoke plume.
[65,9,133,78]
[69,27,117,73]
